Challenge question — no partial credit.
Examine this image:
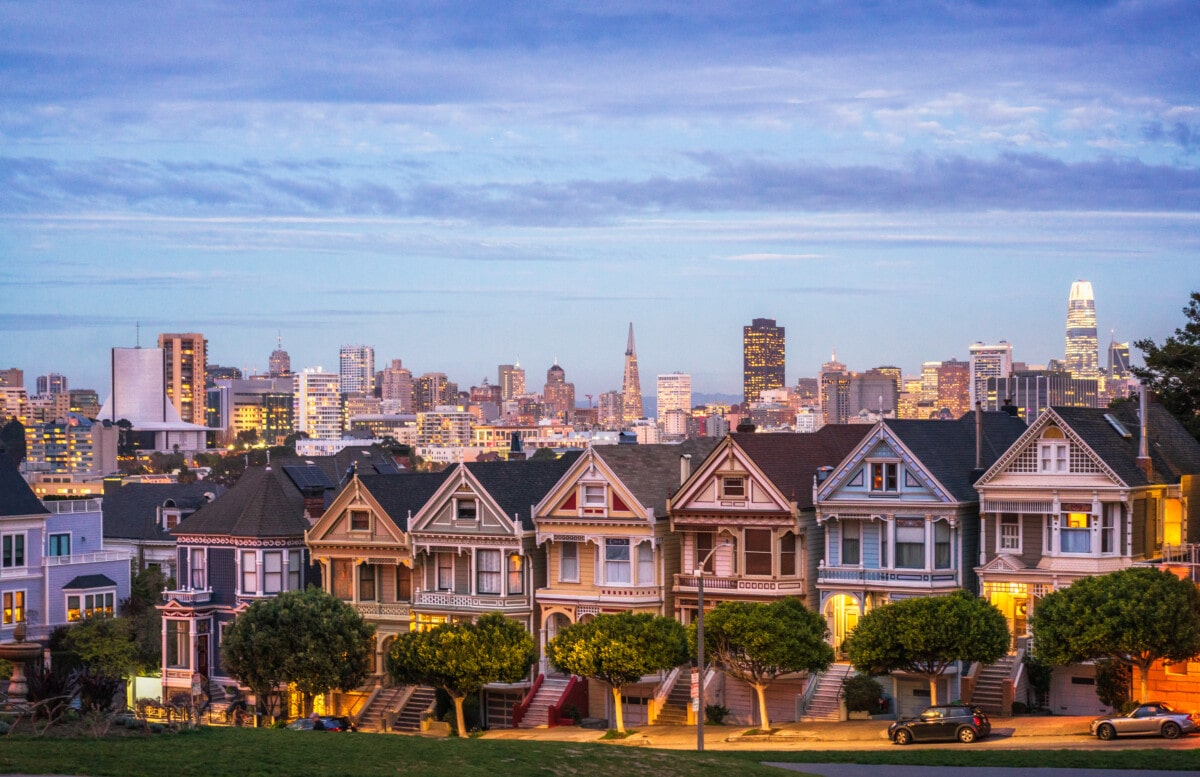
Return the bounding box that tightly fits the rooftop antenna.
[136,321,141,348]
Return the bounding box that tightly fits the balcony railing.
[673,573,805,594]
[817,566,958,586]
[412,590,530,610]
[162,588,212,604]
[43,498,103,513]
[43,550,130,566]
[353,601,413,619]
[1150,543,1200,583]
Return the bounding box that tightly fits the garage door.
[1052,670,1109,716]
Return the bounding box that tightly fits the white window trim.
[1,531,27,570]
[475,548,502,595]
[454,497,478,523]
[348,508,372,532]
[436,552,455,591]
[581,483,606,508]
[636,541,654,586]
[603,538,631,585]
[720,475,746,499]
[46,531,72,558]
[189,547,208,590]
[1038,441,1069,473]
[559,542,579,583]
[239,549,259,596]
[65,587,116,621]
[997,514,1022,554]
[869,461,900,494]
[2,588,26,625]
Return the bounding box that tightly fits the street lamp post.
[695,539,727,752]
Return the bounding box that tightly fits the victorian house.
[667,426,870,726]
[973,397,1200,715]
[814,412,1026,717]
[102,481,224,580]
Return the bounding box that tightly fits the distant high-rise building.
[968,341,1013,409]
[158,332,207,425]
[818,353,849,425]
[293,368,342,440]
[936,358,971,419]
[920,361,942,405]
[36,373,68,396]
[380,359,414,412]
[498,362,526,401]
[413,372,457,413]
[985,370,1100,421]
[338,345,375,396]
[68,389,100,419]
[542,361,575,422]
[269,335,291,377]
[743,318,785,404]
[598,390,623,430]
[0,368,24,389]
[1065,280,1100,380]
[1107,335,1131,379]
[621,323,644,423]
[656,373,692,422]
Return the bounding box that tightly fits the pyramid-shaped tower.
[621,322,644,424]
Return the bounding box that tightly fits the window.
[263,551,283,594]
[396,564,412,600]
[2,532,25,569]
[779,533,796,576]
[359,563,377,601]
[241,550,258,594]
[507,554,524,594]
[189,548,207,589]
[47,533,71,557]
[332,559,354,599]
[559,542,579,582]
[934,521,952,569]
[637,542,654,585]
[1101,509,1116,554]
[605,538,631,584]
[476,549,501,594]
[437,553,454,590]
[999,515,1020,552]
[582,484,606,507]
[455,499,477,522]
[349,509,370,531]
[695,532,715,573]
[66,591,113,621]
[2,590,24,625]
[721,476,746,499]
[895,519,925,569]
[1060,512,1092,553]
[744,529,772,575]
[1039,430,1069,473]
[870,462,898,492]
[841,522,861,566]
[288,549,303,590]
[166,620,190,668]
[879,522,889,567]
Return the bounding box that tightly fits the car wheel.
[1096,723,1116,741]
[957,726,977,743]
[894,728,912,745]
[1162,721,1182,740]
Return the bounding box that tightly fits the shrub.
[705,704,729,725]
[1022,653,1052,710]
[842,674,884,713]
[1095,660,1132,710]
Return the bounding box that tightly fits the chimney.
[975,401,983,471]
[1137,386,1153,480]
[302,489,326,523]
[680,454,692,486]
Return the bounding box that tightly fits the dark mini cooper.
[888,704,991,745]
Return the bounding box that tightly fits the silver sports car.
[1090,702,1198,740]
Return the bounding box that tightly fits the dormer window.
[582,484,606,507]
[870,462,898,493]
[349,509,370,531]
[1038,428,1069,473]
[456,499,477,522]
[721,476,746,499]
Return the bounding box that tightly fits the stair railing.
[547,675,588,728]
[796,665,823,718]
[512,673,544,728]
[648,665,683,724]
[352,683,382,728]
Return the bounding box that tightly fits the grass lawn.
[2,727,1199,776]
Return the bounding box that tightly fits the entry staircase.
[653,670,692,725]
[516,675,571,728]
[969,654,1016,716]
[801,662,855,722]
[356,685,411,733]
[393,686,438,732]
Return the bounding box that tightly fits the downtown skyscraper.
[338,344,375,396]
[743,317,785,405]
[621,323,644,423]
[158,332,207,426]
[1065,281,1100,380]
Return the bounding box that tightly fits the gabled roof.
[171,465,306,538]
[1046,403,1200,487]
[589,439,721,516]
[354,470,454,533]
[0,452,49,518]
[102,482,226,541]
[463,452,582,531]
[730,426,872,508]
[883,412,1028,502]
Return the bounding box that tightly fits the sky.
[1,1,1198,399]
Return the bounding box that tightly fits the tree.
[386,612,534,736]
[844,590,1009,704]
[222,588,375,721]
[693,598,833,731]
[1,417,26,466]
[119,567,169,673]
[64,617,140,678]
[546,611,687,734]
[1030,566,1200,701]
[1133,290,1200,440]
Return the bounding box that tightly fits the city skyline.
[2,3,1197,395]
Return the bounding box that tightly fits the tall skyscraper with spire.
[1065,280,1100,380]
[743,317,785,404]
[621,323,644,423]
[269,334,291,377]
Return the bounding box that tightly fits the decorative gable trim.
[409,464,518,537]
[817,423,953,504]
[976,408,1126,488]
[978,554,1027,572]
[669,436,791,514]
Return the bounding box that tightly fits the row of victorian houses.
[142,395,1200,730]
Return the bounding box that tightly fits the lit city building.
[36,373,68,396]
[542,361,575,423]
[268,334,291,377]
[969,341,1013,409]
[158,332,207,426]
[1107,335,1131,379]
[1065,280,1101,380]
[498,362,526,401]
[338,344,375,396]
[293,368,342,440]
[621,323,644,423]
[380,359,414,413]
[743,317,785,404]
[656,372,692,422]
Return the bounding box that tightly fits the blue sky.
[2,1,1197,398]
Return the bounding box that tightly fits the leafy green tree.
[120,566,170,673]
[1133,290,1200,440]
[64,617,140,678]
[1,417,26,466]
[546,611,687,734]
[223,588,375,721]
[845,590,1009,704]
[692,598,833,731]
[386,612,535,736]
[1030,567,1200,701]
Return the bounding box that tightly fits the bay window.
[166,620,190,669]
[559,542,579,582]
[436,553,454,590]
[287,549,303,590]
[934,521,952,569]
[895,519,925,569]
[1101,510,1116,554]
[605,538,631,584]
[1060,512,1092,553]
[999,514,1020,552]
[841,521,861,566]
[695,532,715,573]
[744,529,772,575]
[637,542,654,585]
[780,533,796,576]
[507,553,524,594]
[66,590,113,621]
[263,551,283,594]
[359,563,377,601]
[240,550,258,594]
[476,549,501,594]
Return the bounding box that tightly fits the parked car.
[889,704,991,745]
[287,715,356,732]
[1090,702,1198,740]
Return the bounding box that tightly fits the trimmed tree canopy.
[386,612,535,736]
[546,611,687,733]
[1133,290,1200,440]
[694,597,834,731]
[1030,566,1200,701]
[845,590,1009,704]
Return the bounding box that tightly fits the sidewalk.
[481,715,1094,749]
